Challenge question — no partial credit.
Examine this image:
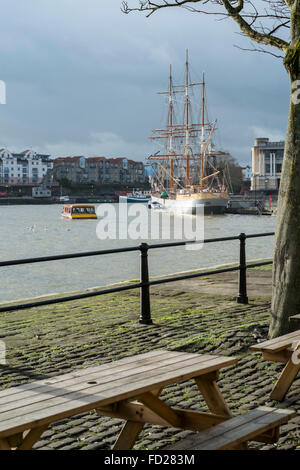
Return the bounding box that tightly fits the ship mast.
[184,49,191,188]
[200,72,206,189]
[168,64,175,191]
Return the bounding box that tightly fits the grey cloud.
[0,1,289,166]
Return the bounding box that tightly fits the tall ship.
[147,50,231,215]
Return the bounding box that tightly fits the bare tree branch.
[220,0,289,51]
[234,44,285,58]
[122,1,291,53]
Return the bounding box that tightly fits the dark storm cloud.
[0,0,289,165]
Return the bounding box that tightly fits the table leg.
[17,425,48,450]
[112,421,145,450]
[230,442,248,450]
[137,392,182,428]
[194,372,232,417]
[0,425,48,451]
[0,439,11,450]
[270,360,300,401]
[111,388,163,450]
[7,433,23,448]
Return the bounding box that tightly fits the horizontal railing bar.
[246,261,273,268]
[245,232,275,239]
[147,265,241,286]
[0,254,275,313]
[0,246,140,267]
[0,232,275,268]
[0,265,242,313]
[146,232,275,251]
[147,236,240,249]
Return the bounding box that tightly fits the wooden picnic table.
[251,329,300,401]
[0,349,237,450]
[289,314,300,331]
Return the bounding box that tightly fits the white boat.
[59,195,70,202]
[147,200,165,210]
[119,189,151,203]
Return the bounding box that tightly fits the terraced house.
[0,149,53,185]
[53,156,146,185]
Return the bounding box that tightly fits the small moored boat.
[62,204,97,219]
[119,189,151,203]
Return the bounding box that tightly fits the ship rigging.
[147,50,231,215]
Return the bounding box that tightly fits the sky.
[0,0,290,166]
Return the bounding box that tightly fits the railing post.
[139,243,152,325]
[237,232,248,304]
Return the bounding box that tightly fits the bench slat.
[167,407,296,450]
[289,314,300,320]
[251,330,300,353]
[173,407,268,446]
[0,354,236,438]
[198,408,295,450]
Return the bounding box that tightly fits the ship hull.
[119,196,150,203]
[151,194,228,215]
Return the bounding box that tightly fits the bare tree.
[122,0,300,337]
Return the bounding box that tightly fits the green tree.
[59,178,72,188]
[122,1,300,337]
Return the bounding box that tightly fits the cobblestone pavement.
[0,268,299,451]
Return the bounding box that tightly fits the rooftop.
[254,138,285,149]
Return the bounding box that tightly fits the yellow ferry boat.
[62,204,98,219]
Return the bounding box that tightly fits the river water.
[0,204,276,302]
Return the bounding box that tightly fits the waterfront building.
[0,149,53,185]
[52,156,89,184]
[251,138,284,192]
[242,166,251,181]
[53,156,146,185]
[32,187,52,198]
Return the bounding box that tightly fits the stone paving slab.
[157,268,273,298]
[0,267,299,451]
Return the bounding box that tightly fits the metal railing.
[0,232,275,324]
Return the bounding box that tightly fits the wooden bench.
[251,329,300,401]
[166,406,296,450]
[289,314,300,331]
[0,349,238,450]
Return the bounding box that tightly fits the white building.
[32,187,52,198]
[0,149,53,185]
[242,166,251,181]
[251,138,284,191]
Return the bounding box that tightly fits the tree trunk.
[269,5,300,337]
